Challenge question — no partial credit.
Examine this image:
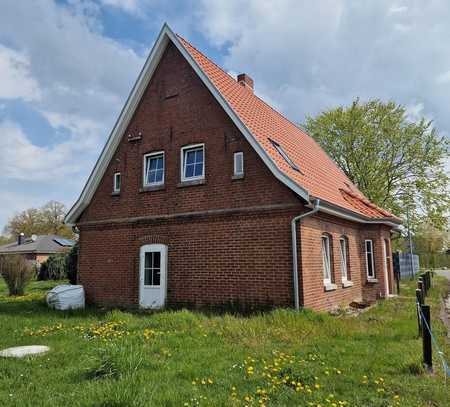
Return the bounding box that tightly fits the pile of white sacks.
[46,285,85,310]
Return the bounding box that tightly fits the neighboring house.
[0,234,75,265]
[65,24,401,311]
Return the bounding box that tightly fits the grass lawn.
[0,278,449,407]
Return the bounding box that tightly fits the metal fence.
[393,252,420,279]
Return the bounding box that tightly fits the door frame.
[139,243,168,308]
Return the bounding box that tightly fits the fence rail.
[414,271,450,380]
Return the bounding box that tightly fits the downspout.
[291,198,320,310]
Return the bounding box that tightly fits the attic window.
[268,139,300,172]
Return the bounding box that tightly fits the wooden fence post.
[418,278,425,299]
[415,289,423,337]
[420,305,432,372]
[421,274,428,296]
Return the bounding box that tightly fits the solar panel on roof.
[54,238,74,246]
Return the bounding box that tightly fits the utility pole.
[406,205,414,280]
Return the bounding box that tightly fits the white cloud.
[436,70,450,84]
[100,0,141,14]
[0,0,144,132]
[196,0,450,132]
[0,45,41,101]
[0,1,147,229]
[0,120,85,182]
[388,5,408,15]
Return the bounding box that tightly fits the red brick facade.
[76,42,394,311]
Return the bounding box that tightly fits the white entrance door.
[139,244,167,308]
[382,240,390,297]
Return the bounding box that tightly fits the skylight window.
[268,139,300,172]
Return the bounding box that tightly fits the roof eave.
[65,24,173,225]
[308,198,402,228]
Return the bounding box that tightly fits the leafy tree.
[0,235,14,246]
[304,99,449,229]
[413,222,448,255]
[3,201,75,239]
[41,201,70,236]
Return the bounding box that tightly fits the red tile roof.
[177,35,399,222]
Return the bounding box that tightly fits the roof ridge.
[176,34,241,87]
[176,33,368,199]
[177,34,311,138]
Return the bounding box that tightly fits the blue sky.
[0,0,449,232]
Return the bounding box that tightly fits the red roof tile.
[177,35,399,222]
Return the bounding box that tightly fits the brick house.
[65,24,401,311]
[0,234,75,265]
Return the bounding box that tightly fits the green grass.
[0,278,449,407]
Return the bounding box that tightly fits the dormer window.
[268,138,300,172]
[181,144,205,182]
[113,172,121,193]
[144,151,165,186]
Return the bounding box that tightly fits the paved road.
[435,270,450,281]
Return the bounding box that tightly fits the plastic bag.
[47,285,85,310]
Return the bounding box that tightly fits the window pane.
[340,239,347,279]
[153,252,161,268]
[234,152,243,175]
[322,237,330,280]
[194,163,203,176]
[145,252,151,269]
[366,240,372,253]
[150,158,158,170]
[367,252,374,277]
[185,163,194,178]
[154,169,163,182]
[183,147,204,179]
[186,150,196,165]
[153,269,161,286]
[145,155,164,185]
[114,174,121,191]
[144,268,152,285]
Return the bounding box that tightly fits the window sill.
[342,280,354,288]
[232,174,244,180]
[177,179,206,188]
[111,191,120,196]
[140,185,165,193]
[324,283,337,292]
[366,278,378,284]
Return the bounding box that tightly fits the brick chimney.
[237,73,254,91]
[17,232,25,245]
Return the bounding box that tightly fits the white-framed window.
[340,237,349,281]
[269,138,300,172]
[143,151,165,186]
[321,234,332,284]
[143,249,161,286]
[181,143,205,181]
[365,239,375,279]
[113,172,121,193]
[233,151,244,176]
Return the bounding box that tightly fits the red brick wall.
[80,42,299,224]
[79,208,301,309]
[298,213,393,311]
[77,41,394,311]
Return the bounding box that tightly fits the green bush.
[0,254,35,296]
[38,253,67,280]
[419,253,450,269]
[66,243,78,285]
